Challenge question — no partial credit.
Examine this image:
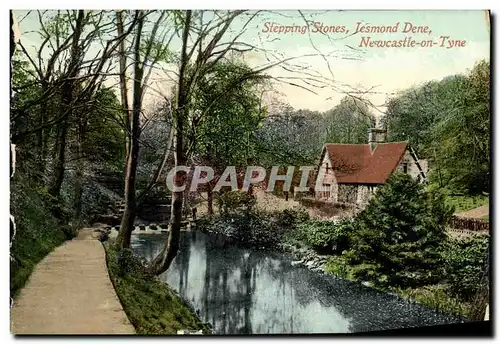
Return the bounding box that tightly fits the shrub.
[441,235,489,301]
[216,191,256,216]
[290,219,352,254]
[325,255,351,279]
[200,209,290,249]
[396,284,470,318]
[275,207,310,228]
[344,173,454,288]
[115,248,149,277]
[61,224,78,240]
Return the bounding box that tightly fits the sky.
[13,10,490,119]
[238,10,490,116]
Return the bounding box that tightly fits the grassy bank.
[10,179,75,298]
[324,256,473,319]
[104,243,210,335]
[445,194,489,213]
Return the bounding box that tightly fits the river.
[131,231,463,334]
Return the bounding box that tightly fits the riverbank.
[104,242,211,335]
[131,230,464,334]
[278,241,470,319]
[198,212,483,321]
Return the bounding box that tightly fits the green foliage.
[323,96,375,144]
[275,208,310,228]
[115,248,149,277]
[430,60,490,193]
[385,76,466,156]
[10,179,74,298]
[440,235,489,301]
[216,191,256,216]
[325,255,353,280]
[81,87,125,170]
[444,194,489,213]
[289,220,351,254]
[194,61,266,167]
[105,244,209,334]
[255,108,326,166]
[201,206,309,249]
[385,59,490,193]
[343,173,454,288]
[396,284,470,318]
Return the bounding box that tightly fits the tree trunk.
[148,129,186,274]
[136,123,174,206]
[48,10,85,198]
[115,11,144,249]
[49,122,69,197]
[207,182,214,216]
[148,10,192,276]
[73,118,87,227]
[73,166,83,226]
[206,145,214,216]
[116,10,131,180]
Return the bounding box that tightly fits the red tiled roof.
[322,142,408,184]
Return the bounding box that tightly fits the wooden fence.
[450,215,490,232]
[448,215,490,238]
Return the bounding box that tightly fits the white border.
[3,1,497,344]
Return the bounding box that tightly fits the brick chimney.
[368,128,387,151]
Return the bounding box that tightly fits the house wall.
[396,149,427,182]
[332,184,378,205]
[356,185,377,204]
[338,184,357,203]
[330,178,338,202]
[316,152,338,201]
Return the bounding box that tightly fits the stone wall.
[338,184,357,203]
[356,185,377,204]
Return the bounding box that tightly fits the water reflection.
[132,232,461,334]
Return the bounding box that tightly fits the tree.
[385,76,467,157]
[256,107,325,167]
[115,10,176,249]
[148,10,283,275]
[385,59,490,193]
[344,173,454,288]
[192,61,267,214]
[323,96,375,144]
[429,60,490,193]
[13,10,140,194]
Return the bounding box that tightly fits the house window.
[326,163,329,172]
[402,162,408,174]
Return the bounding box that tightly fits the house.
[315,128,428,205]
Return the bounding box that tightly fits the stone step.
[111,222,194,233]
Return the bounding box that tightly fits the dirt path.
[10,229,135,335]
[455,204,489,219]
